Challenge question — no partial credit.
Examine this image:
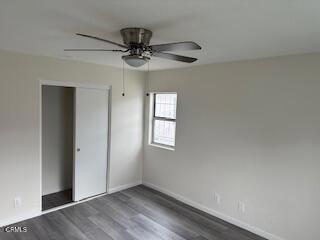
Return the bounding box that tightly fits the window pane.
[155,93,177,119]
[153,119,176,146]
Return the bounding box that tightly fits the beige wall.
[144,53,320,240]
[42,86,73,195]
[1,48,320,240]
[0,50,145,225]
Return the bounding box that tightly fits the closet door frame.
[39,80,112,212]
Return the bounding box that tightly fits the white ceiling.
[0,0,319,70]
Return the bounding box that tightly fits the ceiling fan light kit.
[122,55,150,67]
[65,27,201,68]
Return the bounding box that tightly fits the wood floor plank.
[126,224,163,240]
[131,214,187,240]
[88,214,136,240]
[0,185,267,240]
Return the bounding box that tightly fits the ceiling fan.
[65,28,201,67]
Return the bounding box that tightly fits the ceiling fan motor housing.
[120,28,152,48]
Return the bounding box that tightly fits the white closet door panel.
[74,87,108,201]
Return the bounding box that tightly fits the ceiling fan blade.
[152,52,197,63]
[64,49,128,52]
[150,41,201,52]
[76,33,128,49]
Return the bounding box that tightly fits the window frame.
[149,92,177,150]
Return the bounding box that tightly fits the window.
[150,93,177,148]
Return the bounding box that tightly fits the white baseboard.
[108,181,142,194]
[143,182,285,240]
[0,211,41,228]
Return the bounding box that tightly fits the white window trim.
[148,92,177,150]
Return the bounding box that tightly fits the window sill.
[149,143,175,151]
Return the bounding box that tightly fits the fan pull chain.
[146,60,150,96]
[122,59,125,96]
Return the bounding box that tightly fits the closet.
[41,84,109,211]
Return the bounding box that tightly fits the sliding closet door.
[73,87,108,201]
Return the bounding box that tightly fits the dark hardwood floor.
[0,185,266,240]
[42,189,73,211]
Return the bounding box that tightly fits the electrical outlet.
[213,192,221,204]
[14,197,22,208]
[238,201,245,213]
